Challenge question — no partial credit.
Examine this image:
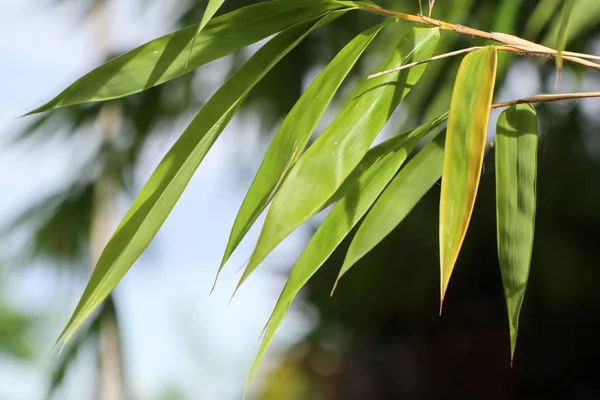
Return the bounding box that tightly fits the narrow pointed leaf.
[245,118,442,394]
[53,12,344,349]
[186,0,226,67]
[218,21,388,279]
[439,46,497,306]
[495,104,537,362]
[237,27,441,289]
[339,117,447,282]
[28,0,347,114]
[555,0,575,78]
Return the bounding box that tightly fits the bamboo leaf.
[186,0,226,68]
[338,118,447,283]
[555,0,575,81]
[237,27,441,290]
[52,11,345,349]
[495,104,537,363]
[27,0,347,114]
[218,21,389,282]
[245,116,443,395]
[439,46,497,308]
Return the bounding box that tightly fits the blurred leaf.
[47,303,102,399]
[237,27,441,289]
[439,46,497,308]
[555,0,575,80]
[495,104,538,362]
[0,304,34,359]
[52,11,345,349]
[541,0,600,51]
[245,111,445,394]
[339,117,447,282]
[524,0,562,40]
[28,0,347,114]
[2,183,94,264]
[218,20,389,282]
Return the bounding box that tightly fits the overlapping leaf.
[339,117,447,282]
[495,104,537,362]
[187,0,226,67]
[236,27,441,289]
[218,21,389,281]
[439,46,497,308]
[52,11,345,349]
[245,116,445,395]
[555,0,575,78]
[28,0,348,114]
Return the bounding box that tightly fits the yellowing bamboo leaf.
[495,104,538,363]
[439,46,497,308]
[339,118,447,283]
[27,0,346,114]
[236,27,441,291]
[51,12,344,350]
[217,21,389,284]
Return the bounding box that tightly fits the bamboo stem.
[360,5,600,72]
[492,92,600,109]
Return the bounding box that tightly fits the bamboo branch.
[491,92,600,109]
[360,4,600,73]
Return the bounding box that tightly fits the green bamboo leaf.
[217,21,389,283]
[52,11,345,349]
[186,0,226,68]
[495,104,537,363]
[245,116,444,396]
[338,117,447,284]
[236,27,441,290]
[28,0,347,114]
[439,46,497,308]
[555,0,575,79]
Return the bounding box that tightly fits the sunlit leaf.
[495,104,538,363]
[52,11,345,349]
[237,27,441,290]
[245,115,444,396]
[218,21,389,282]
[339,116,447,283]
[439,46,497,308]
[555,0,575,83]
[28,0,348,114]
[186,0,226,68]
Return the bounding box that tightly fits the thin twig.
[368,46,482,79]
[491,92,600,109]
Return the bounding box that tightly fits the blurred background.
[1,0,600,399]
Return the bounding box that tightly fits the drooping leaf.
[237,27,441,290]
[218,21,389,282]
[52,11,345,349]
[555,0,575,80]
[245,116,444,395]
[338,116,447,283]
[439,46,497,308]
[28,0,348,114]
[495,104,538,362]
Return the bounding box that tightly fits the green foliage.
[21,0,600,392]
[495,104,538,362]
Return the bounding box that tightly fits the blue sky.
[0,1,314,399]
